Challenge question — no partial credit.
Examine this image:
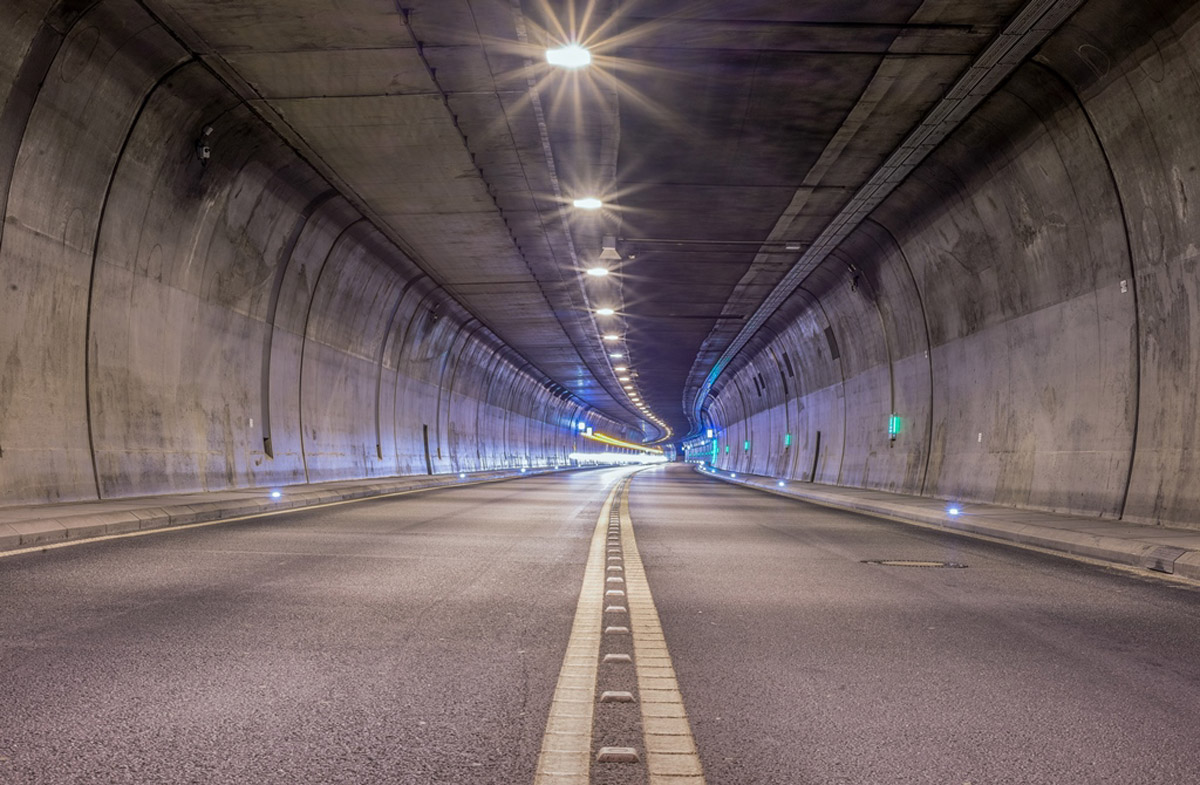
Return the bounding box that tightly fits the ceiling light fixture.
[596,307,615,316]
[586,267,609,277]
[599,234,621,261]
[603,334,619,341]
[573,197,603,210]
[546,44,591,68]
[609,353,624,359]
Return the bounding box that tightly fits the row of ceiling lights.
[548,43,672,441]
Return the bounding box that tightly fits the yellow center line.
[619,478,707,784]
[533,478,619,784]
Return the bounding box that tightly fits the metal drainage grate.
[862,559,967,568]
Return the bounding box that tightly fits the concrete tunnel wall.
[0,0,634,506]
[703,0,1200,530]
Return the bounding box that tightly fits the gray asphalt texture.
[630,465,1200,784]
[4,464,1200,784]
[0,469,630,785]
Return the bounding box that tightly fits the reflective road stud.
[616,482,708,784]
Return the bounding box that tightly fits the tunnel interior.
[1,0,1199,530]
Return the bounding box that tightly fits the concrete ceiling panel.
[423,45,530,96]
[268,94,458,142]
[221,48,431,98]
[157,0,412,52]
[613,17,985,55]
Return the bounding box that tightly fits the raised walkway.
[0,467,563,554]
[697,464,1200,582]
[7,464,1200,585]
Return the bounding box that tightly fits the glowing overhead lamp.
[573,197,603,210]
[586,266,609,277]
[603,334,619,341]
[546,43,591,68]
[596,307,615,316]
[609,353,624,359]
[618,376,631,381]
[613,365,628,372]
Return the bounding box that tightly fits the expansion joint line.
[535,474,705,784]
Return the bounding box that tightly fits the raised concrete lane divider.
[0,466,603,554]
[694,465,1200,583]
[534,469,706,785]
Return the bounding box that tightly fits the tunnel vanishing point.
[1,0,1199,531]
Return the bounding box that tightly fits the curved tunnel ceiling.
[143,0,1077,443]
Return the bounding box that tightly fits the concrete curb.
[0,467,583,554]
[697,466,1200,581]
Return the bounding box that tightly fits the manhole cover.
[862,559,967,568]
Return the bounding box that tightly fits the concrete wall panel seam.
[0,0,107,253]
[296,217,366,483]
[373,273,425,461]
[472,349,506,469]
[1028,59,1143,522]
[863,218,936,496]
[434,319,480,471]
[83,57,194,500]
[260,188,337,459]
[0,17,66,254]
[800,285,849,486]
[388,286,436,471]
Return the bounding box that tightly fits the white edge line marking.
[0,474,536,559]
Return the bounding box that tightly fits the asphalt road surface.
[2,464,1199,784]
[631,465,1200,784]
[0,468,630,785]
